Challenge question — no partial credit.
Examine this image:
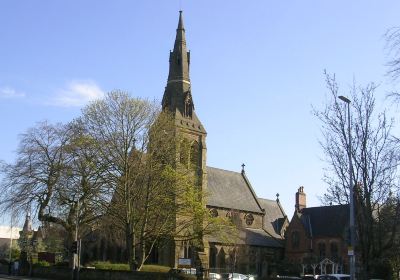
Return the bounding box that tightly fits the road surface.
[0,275,50,280]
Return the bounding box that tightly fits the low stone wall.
[0,264,9,274]
[32,266,70,280]
[32,266,196,280]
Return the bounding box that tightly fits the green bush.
[88,261,130,271]
[141,264,171,273]
[86,262,172,272]
[54,261,69,267]
[35,260,51,267]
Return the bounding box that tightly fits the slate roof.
[242,228,283,247]
[300,204,349,237]
[258,198,287,239]
[206,167,263,213]
[207,228,283,248]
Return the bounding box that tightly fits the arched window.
[190,141,199,169]
[184,91,193,119]
[209,246,217,269]
[210,209,219,218]
[244,213,254,226]
[181,241,192,259]
[226,210,240,225]
[180,139,190,166]
[318,242,326,258]
[330,242,338,260]
[291,231,300,249]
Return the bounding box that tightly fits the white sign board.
[348,248,354,256]
[178,258,191,268]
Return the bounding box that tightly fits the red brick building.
[285,187,350,276]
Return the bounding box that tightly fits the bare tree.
[81,91,157,270]
[0,122,67,219]
[0,121,107,266]
[82,91,231,270]
[386,27,400,82]
[314,72,400,278]
[1,90,230,271]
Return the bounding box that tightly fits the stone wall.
[209,208,264,229]
[32,266,196,280]
[0,263,8,274]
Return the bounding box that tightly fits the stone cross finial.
[276,193,280,202]
[241,163,245,173]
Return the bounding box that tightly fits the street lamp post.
[9,209,13,263]
[72,198,80,280]
[338,95,356,280]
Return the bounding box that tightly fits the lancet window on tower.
[180,139,190,166]
[190,141,199,169]
[180,139,199,170]
[184,91,193,118]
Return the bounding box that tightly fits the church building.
[285,187,350,276]
[159,11,289,277]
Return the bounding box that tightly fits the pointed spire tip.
[177,10,185,30]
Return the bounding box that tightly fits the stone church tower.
[159,11,208,268]
[162,11,207,176]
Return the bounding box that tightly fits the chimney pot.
[295,186,307,211]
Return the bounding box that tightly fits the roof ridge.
[250,227,285,246]
[258,197,275,203]
[241,171,264,213]
[206,166,241,174]
[304,204,349,210]
[276,199,287,217]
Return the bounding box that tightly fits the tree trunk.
[125,223,137,271]
[67,230,75,269]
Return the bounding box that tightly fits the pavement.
[0,274,51,280]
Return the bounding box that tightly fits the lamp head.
[338,95,351,104]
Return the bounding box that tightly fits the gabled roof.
[299,204,349,237]
[242,228,283,247]
[206,167,264,213]
[258,198,287,239]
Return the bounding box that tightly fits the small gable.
[258,198,288,239]
[206,167,263,213]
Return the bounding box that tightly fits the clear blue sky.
[1,1,399,226]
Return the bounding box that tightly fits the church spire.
[176,10,185,41]
[23,213,32,232]
[167,10,190,84]
[162,11,205,134]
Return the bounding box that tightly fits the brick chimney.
[295,186,306,211]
